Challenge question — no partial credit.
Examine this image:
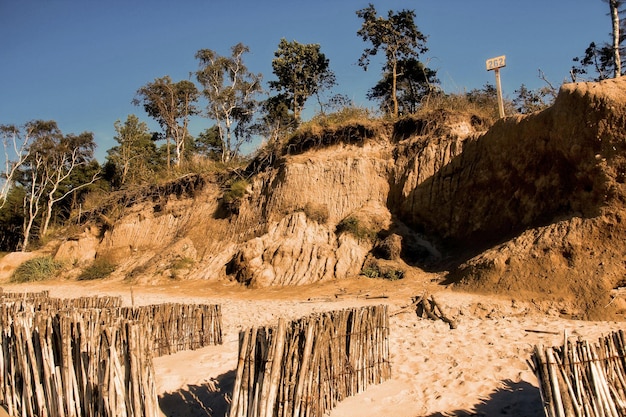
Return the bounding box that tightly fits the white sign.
[486,55,506,71]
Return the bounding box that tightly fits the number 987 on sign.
[486,55,506,71]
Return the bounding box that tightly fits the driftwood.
[393,294,458,329]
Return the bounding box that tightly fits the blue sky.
[0,0,611,161]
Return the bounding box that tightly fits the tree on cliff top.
[356,3,431,117]
[269,39,336,121]
[196,43,263,164]
[572,0,625,80]
[133,76,199,170]
[106,114,157,187]
[14,121,99,250]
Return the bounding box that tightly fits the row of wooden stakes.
[0,300,222,358]
[0,294,223,417]
[229,305,391,417]
[531,329,626,417]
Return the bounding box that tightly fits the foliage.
[572,1,626,80]
[170,256,195,279]
[308,104,377,127]
[13,120,100,250]
[194,125,224,161]
[0,187,26,251]
[254,94,299,144]
[77,258,116,281]
[356,3,432,117]
[269,39,336,120]
[414,92,491,128]
[512,84,555,114]
[368,57,439,115]
[106,114,158,188]
[195,43,262,164]
[171,256,195,271]
[10,256,63,283]
[572,42,618,81]
[360,262,404,280]
[0,124,32,210]
[133,76,199,168]
[223,179,249,202]
[336,216,377,241]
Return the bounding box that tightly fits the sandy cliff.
[44,78,626,319]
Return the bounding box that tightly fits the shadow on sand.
[424,379,543,417]
[158,369,235,417]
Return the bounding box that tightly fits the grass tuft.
[10,256,63,283]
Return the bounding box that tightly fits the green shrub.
[10,256,63,283]
[360,261,404,281]
[77,258,116,281]
[224,179,248,201]
[336,216,377,241]
[361,266,381,278]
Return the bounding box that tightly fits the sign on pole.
[486,55,506,118]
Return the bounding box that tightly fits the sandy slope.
[3,274,624,417]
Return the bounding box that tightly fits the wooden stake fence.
[0,301,222,357]
[531,330,626,417]
[0,310,158,417]
[0,296,223,417]
[229,305,391,417]
[118,303,223,356]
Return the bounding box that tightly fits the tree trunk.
[611,0,622,77]
[41,200,54,238]
[166,136,171,171]
[391,59,399,117]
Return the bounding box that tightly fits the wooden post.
[494,68,505,118]
[486,55,506,118]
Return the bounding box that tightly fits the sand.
[3,273,624,417]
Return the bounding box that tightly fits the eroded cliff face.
[48,78,626,317]
[433,79,626,318]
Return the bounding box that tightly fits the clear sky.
[0,0,611,161]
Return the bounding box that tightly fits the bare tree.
[0,124,32,209]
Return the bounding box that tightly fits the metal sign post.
[486,55,506,118]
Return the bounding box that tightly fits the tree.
[268,39,335,120]
[106,114,156,187]
[16,121,99,250]
[609,0,623,77]
[256,94,299,144]
[0,123,32,209]
[0,186,25,251]
[512,84,552,114]
[133,76,199,169]
[367,57,438,114]
[572,0,625,80]
[196,43,262,163]
[356,3,430,117]
[194,125,223,161]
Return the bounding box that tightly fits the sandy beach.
[3,273,623,417]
